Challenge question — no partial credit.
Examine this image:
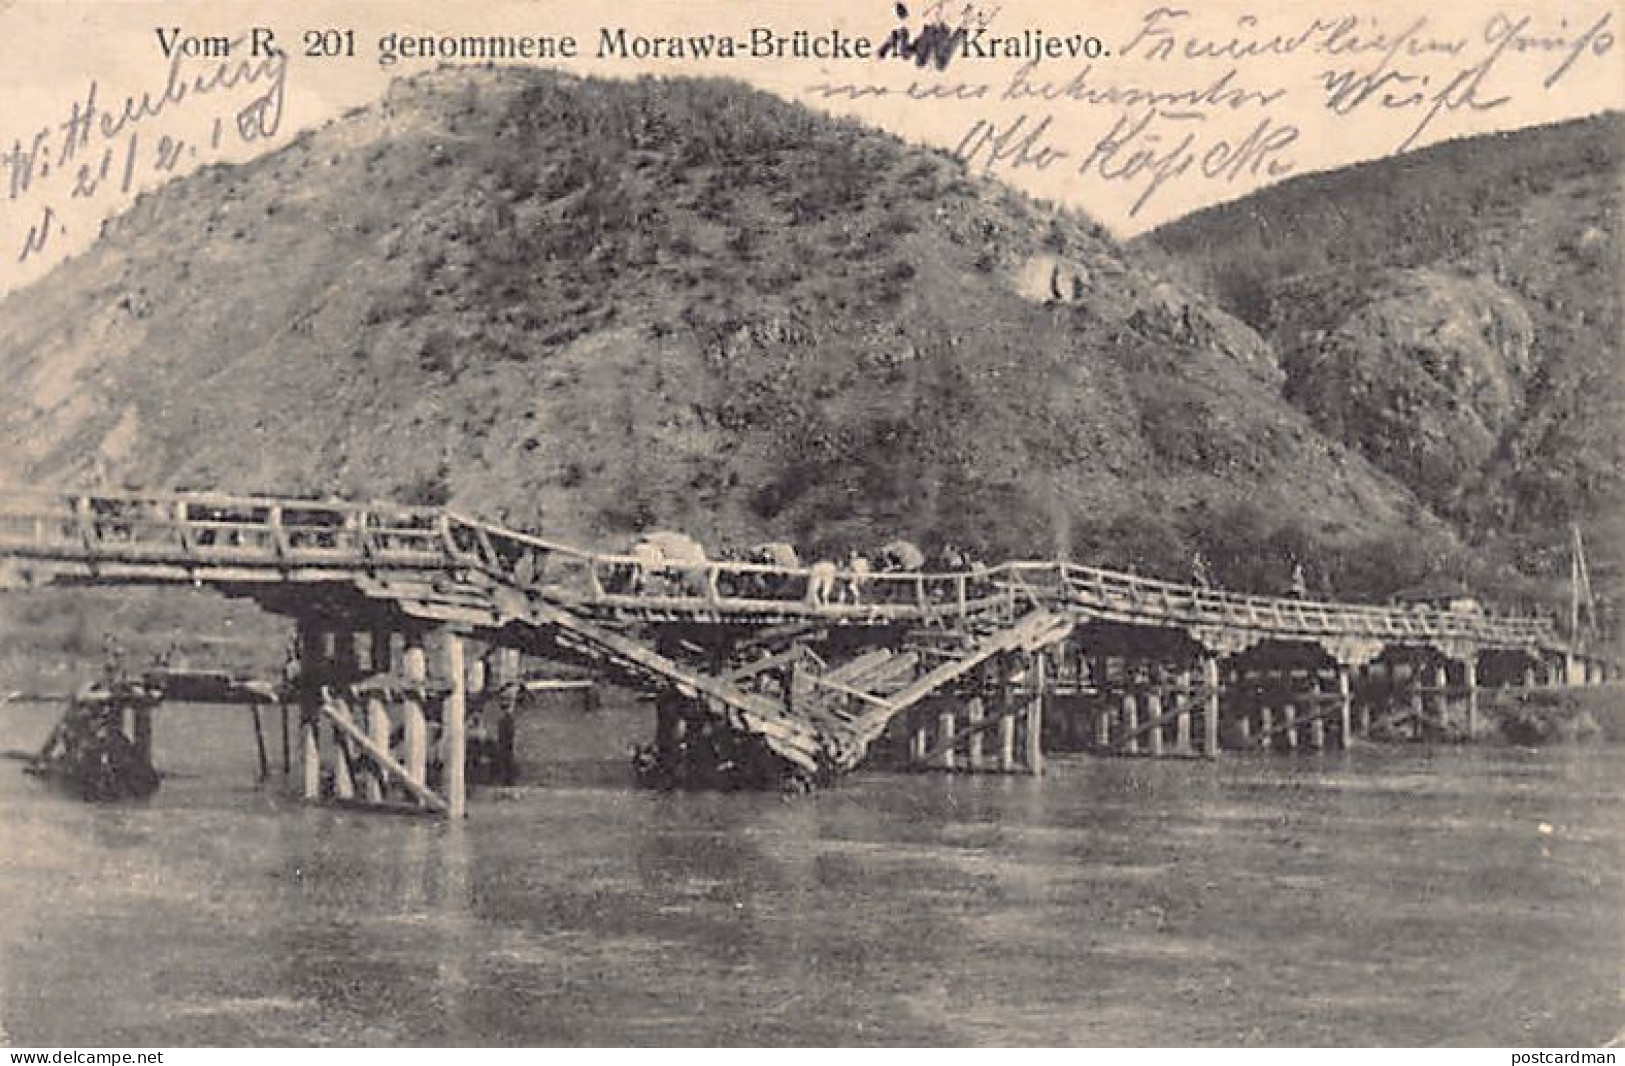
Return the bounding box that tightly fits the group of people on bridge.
[604,532,991,607]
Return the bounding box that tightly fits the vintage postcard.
[0,0,1619,1050]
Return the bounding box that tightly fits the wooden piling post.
[939,710,957,770]
[1203,657,1220,758]
[1026,653,1045,775]
[403,632,429,789]
[1409,664,1426,739]
[366,696,391,803]
[1145,682,1164,758]
[1463,657,1478,739]
[1258,704,1274,750]
[302,709,321,800]
[1308,706,1325,750]
[131,703,153,768]
[999,713,1016,772]
[1122,691,1139,755]
[655,691,685,761]
[444,632,468,819]
[250,705,269,781]
[967,696,985,770]
[1174,669,1192,754]
[1281,701,1298,750]
[329,697,357,800]
[1336,666,1352,748]
[1433,663,1450,735]
[299,624,323,801]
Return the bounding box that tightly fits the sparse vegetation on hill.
[1142,113,1623,610]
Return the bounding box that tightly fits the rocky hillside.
[1142,113,1622,593]
[0,67,1471,603]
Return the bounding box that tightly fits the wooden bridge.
[0,487,1609,816]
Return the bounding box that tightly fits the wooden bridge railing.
[0,488,1564,652]
[1040,562,1555,647]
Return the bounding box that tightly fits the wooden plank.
[329,698,358,800]
[918,702,1025,765]
[1114,695,1199,750]
[821,649,894,687]
[366,697,390,803]
[843,651,920,692]
[321,700,448,814]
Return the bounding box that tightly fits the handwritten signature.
[956,107,1298,217]
[2,35,287,265]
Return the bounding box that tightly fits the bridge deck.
[0,487,1578,784]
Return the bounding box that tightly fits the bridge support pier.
[1144,678,1163,758]
[1336,666,1352,748]
[1173,669,1192,754]
[289,620,468,817]
[1201,656,1220,758]
[1025,653,1044,775]
[938,710,957,770]
[1408,665,1426,740]
[966,696,985,770]
[298,624,324,802]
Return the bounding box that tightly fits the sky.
[0,0,1619,294]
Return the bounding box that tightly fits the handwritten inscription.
[810,5,1616,224]
[1,34,287,264]
[956,107,1296,215]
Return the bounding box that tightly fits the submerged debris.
[27,683,162,802]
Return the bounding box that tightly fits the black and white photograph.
[0,0,1619,1049]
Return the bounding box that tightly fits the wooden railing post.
[269,505,288,557]
[173,500,193,553]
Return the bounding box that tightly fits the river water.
[0,697,1618,1047]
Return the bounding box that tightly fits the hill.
[0,66,1478,611]
[1141,113,1623,593]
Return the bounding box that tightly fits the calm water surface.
[0,698,1619,1046]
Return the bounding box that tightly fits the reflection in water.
[0,698,1619,1046]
